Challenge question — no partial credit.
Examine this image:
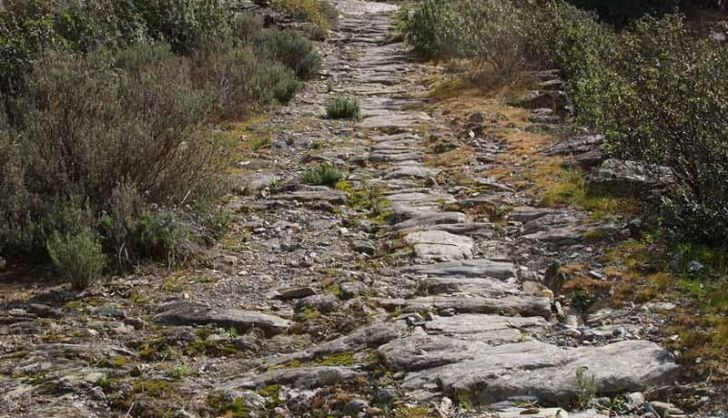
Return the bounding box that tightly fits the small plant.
[47,229,106,290]
[301,163,343,187]
[574,366,597,409]
[168,363,193,379]
[326,96,361,120]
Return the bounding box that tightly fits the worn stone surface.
[404,230,474,261]
[1,1,690,416]
[154,302,290,336]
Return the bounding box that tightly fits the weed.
[47,228,106,290]
[301,163,343,187]
[326,96,361,120]
[574,367,597,408]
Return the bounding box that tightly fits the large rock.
[275,188,347,205]
[586,159,673,198]
[417,277,521,298]
[430,340,679,405]
[404,230,474,261]
[424,314,548,342]
[222,366,364,390]
[401,260,516,280]
[393,212,467,230]
[154,302,289,336]
[374,295,552,318]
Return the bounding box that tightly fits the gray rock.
[374,295,552,318]
[276,189,347,205]
[385,165,440,179]
[222,366,364,390]
[297,294,339,313]
[402,259,516,280]
[586,159,673,197]
[274,287,316,300]
[154,302,289,336]
[393,212,467,230]
[429,340,678,405]
[404,230,474,261]
[417,277,520,298]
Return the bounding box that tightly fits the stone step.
[374,295,552,318]
[401,340,678,406]
[153,302,290,336]
[401,259,516,280]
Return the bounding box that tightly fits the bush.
[256,29,322,79]
[302,163,343,187]
[47,228,106,290]
[398,0,454,58]
[581,15,728,245]
[230,12,265,46]
[134,0,230,54]
[326,96,361,120]
[191,46,301,118]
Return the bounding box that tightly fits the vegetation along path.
[3,0,720,417]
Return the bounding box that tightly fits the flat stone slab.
[425,314,548,342]
[374,295,552,318]
[359,111,431,131]
[402,260,516,280]
[393,212,467,230]
[404,230,474,261]
[429,340,678,405]
[154,302,290,336]
[276,189,346,205]
[385,165,440,179]
[222,366,364,390]
[417,277,520,298]
[399,222,500,239]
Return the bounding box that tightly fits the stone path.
[218,0,680,414]
[0,1,687,417]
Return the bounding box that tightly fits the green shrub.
[230,12,265,46]
[301,163,343,187]
[256,29,322,79]
[326,96,361,120]
[191,46,301,118]
[47,228,106,289]
[274,77,303,104]
[135,0,229,54]
[0,0,57,103]
[398,0,454,58]
[581,15,728,245]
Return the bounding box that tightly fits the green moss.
[582,229,607,242]
[327,283,343,298]
[396,406,435,418]
[315,351,355,366]
[301,306,321,320]
[258,384,282,408]
[455,389,474,411]
[208,392,249,418]
[133,379,171,396]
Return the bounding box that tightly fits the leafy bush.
[326,96,361,120]
[256,29,322,79]
[0,0,320,278]
[582,15,728,245]
[302,163,343,187]
[47,228,106,290]
[398,0,454,58]
[134,0,229,54]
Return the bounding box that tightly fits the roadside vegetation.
[399,0,728,385]
[0,0,331,285]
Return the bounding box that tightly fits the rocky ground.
[0,1,724,417]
